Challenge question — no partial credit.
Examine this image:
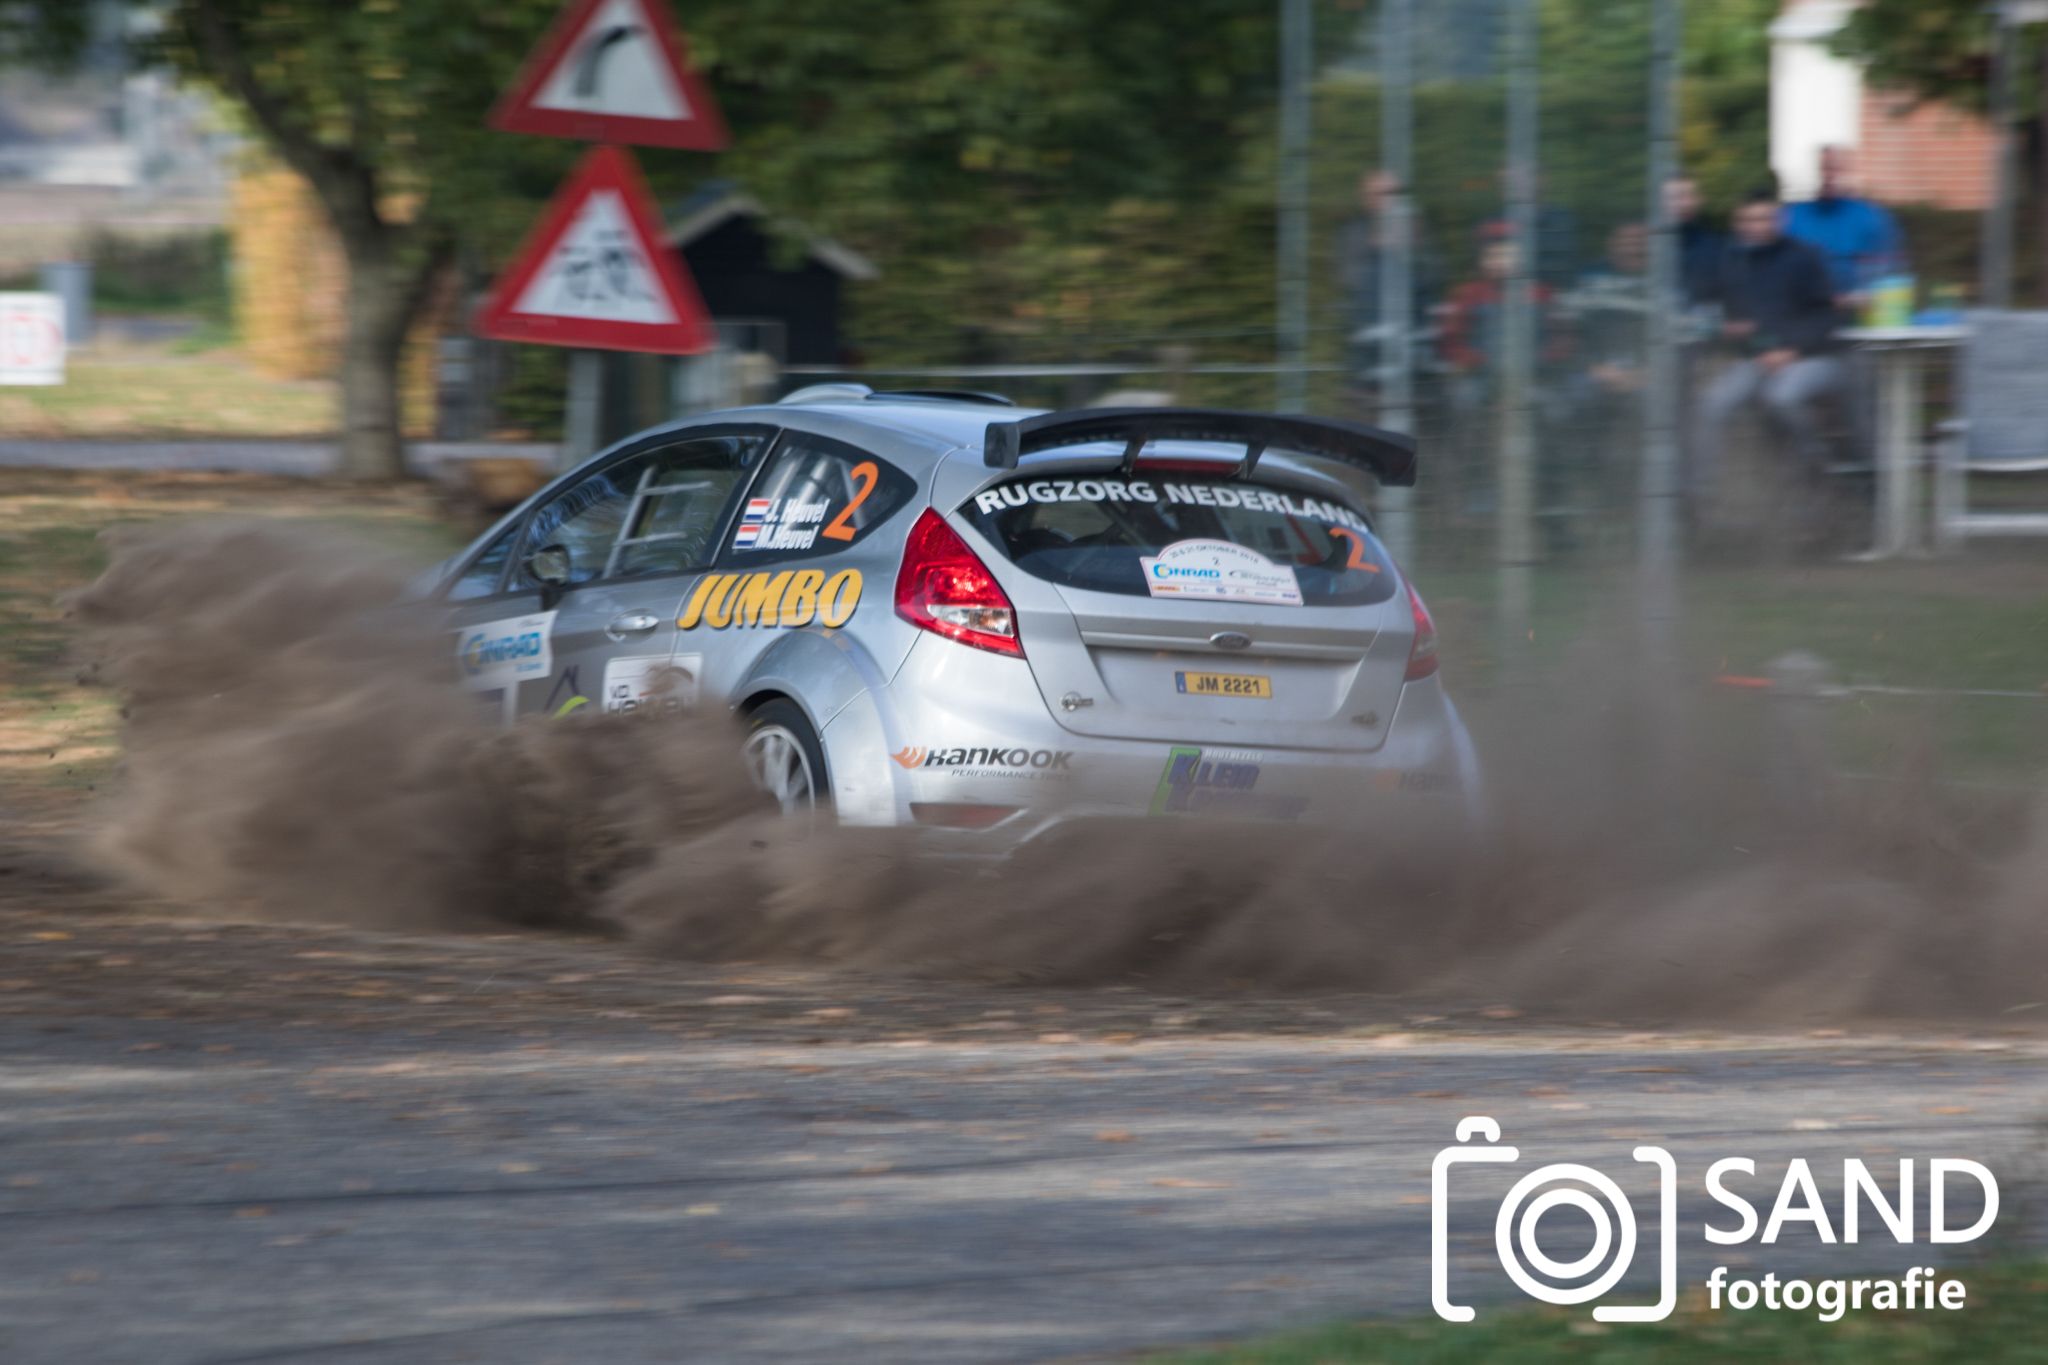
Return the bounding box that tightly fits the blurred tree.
[1833,0,1997,111]
[160,0,577,478]
[1,0,575,478]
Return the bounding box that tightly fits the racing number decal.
[821,461,879,542]
[1327,527,1382,574]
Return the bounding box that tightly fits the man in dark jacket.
[1665,175,1727,307]
[1691,184,1847,509]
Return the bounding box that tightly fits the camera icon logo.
[1431,1116,1677,1323]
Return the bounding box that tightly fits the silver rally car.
[431,388,1480,840]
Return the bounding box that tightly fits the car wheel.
[742,699,830,822]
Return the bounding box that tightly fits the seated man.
[1691,185,1848,530]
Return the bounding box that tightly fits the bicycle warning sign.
[475,145,714,354]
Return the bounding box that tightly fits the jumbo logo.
[678,569,863,631]
[462,629,545,675]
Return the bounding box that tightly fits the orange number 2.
[1327,527,1381,573]
[822,461,879,542]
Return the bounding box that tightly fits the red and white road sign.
[490,0,727,151]
[476,145,716,354]
[0,293,65,386]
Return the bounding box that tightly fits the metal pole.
[1377,0,1417,565]
[1640,0,1683,666]
[1497,0,1539,651]
[1277,0,1313,410]
[1983,8,2017,308]
[563,349,603,469]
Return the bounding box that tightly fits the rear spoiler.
[981,407,1417,487]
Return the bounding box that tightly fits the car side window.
[723,432,915,562]
[611,433,763,577]
[518,455,653,588]
[445,525,516,600]
[512,432,765,589]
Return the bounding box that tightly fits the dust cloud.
[67,520,2048,1024]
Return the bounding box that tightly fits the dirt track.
[3,845,2043,1365]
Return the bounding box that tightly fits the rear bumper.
[821,633,1481,843]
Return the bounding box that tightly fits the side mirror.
[525,544,572,587]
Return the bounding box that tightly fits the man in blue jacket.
[1691,185,1849,531]
[1784,146,1906,310]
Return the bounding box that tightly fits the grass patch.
[1167,1260,2048,1363]
[0,470,459,813]
[1425,554,2048,775]
[0,345,335,438]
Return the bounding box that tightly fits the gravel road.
[0,855,2041,1365]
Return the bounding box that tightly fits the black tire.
[742,698,831,821]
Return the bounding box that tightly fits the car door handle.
[606,612,662,640]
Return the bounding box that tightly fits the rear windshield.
[962,475,1397,606]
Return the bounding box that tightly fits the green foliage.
[5,0,1778,399]
[1834,0,1999,114]
[80,228,232,322]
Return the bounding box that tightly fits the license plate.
[1175,670,1272,699]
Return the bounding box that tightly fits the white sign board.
[0,293,65,386]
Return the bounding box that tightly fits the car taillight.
[894,509,1023,657]
[1404,581,1439,681]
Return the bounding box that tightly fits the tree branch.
[180,0,385,243]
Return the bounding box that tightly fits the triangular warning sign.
[490,0,728,151]
[476,145,716,354]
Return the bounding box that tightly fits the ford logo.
[1209,631,1252,652]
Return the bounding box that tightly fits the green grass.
[0,471,459,812]
[1420,556,2048,775]
[0,348,335,438]
[1167,1261,2048,1363]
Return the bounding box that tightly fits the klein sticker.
[1139,540,1302,606]
[1150,745,1307,819]
[732,496,833,553]
[603,654,702,714]
[457,611,556,689]
[678,569,861,630]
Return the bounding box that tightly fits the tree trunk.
[337,254,409,480]
[333,233,450,481]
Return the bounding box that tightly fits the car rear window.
[961,475,1397,606]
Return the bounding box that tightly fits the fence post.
[1497,0,1540,654]
[1640,0,1684,677]
[1276,0,1313,412]
[1376,0,1417,566]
